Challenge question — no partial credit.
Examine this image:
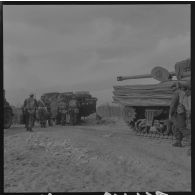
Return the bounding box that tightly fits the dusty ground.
[4,117,191,192]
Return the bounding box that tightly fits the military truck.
[4,90,14,129]
[113,58,191,137]
[41,91,97,125]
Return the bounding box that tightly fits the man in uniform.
[22,99,27,128]
[23,93,37,131]
[57,95,67,125]
[44,97,53,126]
[37,95,48,128]
[69,97,79,125]
[60,101,67,126]
[182,80,191,155]
[169,80,191,153]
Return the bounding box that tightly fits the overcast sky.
[3,4,190,106]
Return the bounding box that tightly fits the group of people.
[22,93,80,131]
[56,96,80,126]
[22,94,52,131]
[169,79,191,155]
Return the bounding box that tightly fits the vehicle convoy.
[113,58,191,137]
[4,90,14,129]
[41,91,97,125]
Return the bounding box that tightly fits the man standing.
[44,97,53,126]
[169,83,186,147]
[181,80,191,155]
[37,96,48,128]
[169,81,191,153]
[22,99,27,128]
[23,93,37,131]
[58,100,67,126]
[69,97,79,125]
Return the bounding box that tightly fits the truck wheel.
[4,112,13,129]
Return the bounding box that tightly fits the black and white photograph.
[3,2,191,193]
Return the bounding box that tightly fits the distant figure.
[69,97,79,125]
[57,99,67,126]
[45,100,52,126]
[169,81,191,152]
[37,96,48,128]
[23,93,37,131]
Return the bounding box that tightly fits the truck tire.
[4,110,13,129]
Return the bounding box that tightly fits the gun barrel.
[117,71,179,81]
[117,74,152,81]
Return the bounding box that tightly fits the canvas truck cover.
[113,81,177,107]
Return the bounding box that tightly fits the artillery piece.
[113,58,190,137]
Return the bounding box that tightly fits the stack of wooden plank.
[113,81,177,107]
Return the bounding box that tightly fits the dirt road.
[4,118,191,192]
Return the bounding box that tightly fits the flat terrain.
[4,117,191,192]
